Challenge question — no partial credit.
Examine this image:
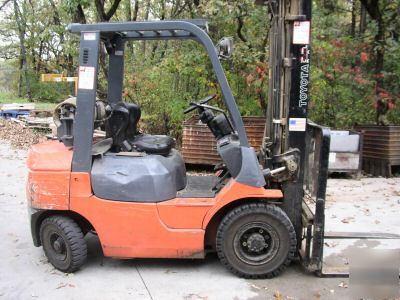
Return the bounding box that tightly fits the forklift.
[28,0,373,278]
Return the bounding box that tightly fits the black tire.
[40,215,87,273]
[216,203,296,278]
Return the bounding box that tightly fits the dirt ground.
[0,141,399,300]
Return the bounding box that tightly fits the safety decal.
[78,66,95,90]
[293,21,310,45]
[83,32,96,41]
[288,118,307,132]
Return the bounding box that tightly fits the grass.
[0,91,56,110]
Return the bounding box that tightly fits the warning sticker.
[83,32,96,41]
[293,21,310,45]
[78,66,95,90]
[288,118,307,132]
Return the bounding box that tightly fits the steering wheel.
[184,95,216,114]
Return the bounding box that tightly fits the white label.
[288,118,306,131]
[66,77,76,82]
[78,66,95,90]
[293,21,310,45]
[329,152,336,163]
[83,32,96,40]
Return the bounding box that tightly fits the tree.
[359,0,399,124]
[13,0,31,100]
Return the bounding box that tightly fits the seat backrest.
[125,103,141,141]
[105,102,141,150]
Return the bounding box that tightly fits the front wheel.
[216,203,296,278]
[40,215,87,273]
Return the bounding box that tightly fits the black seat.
[131,134,175,156]
[106,102,174,155]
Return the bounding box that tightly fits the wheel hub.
[247,233,268,253]
[234,222,279,265]
[51,236,66,254]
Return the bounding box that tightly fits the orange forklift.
[27,1,336,278]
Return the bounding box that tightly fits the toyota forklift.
[27,1,336,278]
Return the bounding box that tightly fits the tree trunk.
[36,40,43,73]
[17,56,23,97]
[93,0,123,90]
[133,0,139,21]
[359,0,389,124]
[125,0,131,21]
[374,19,386,125]
[94,0,122,21]
[359,3,366,34]
[73,3,86,23]
[13,0,31,100]
[375,19,385,79]
[142,0,151,55]
[351,0,357,37]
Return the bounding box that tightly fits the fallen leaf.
[274,291,283,300]
[0,120,46,150]
[341,217,354,223]
[324,242,338,248]
[313,291,321,298]
[183,293,208,300]
[362,208,371,216]
[56,283,68,289]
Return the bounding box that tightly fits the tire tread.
[40,215,87,273]
[216,202,296,279]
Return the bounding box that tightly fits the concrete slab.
[322,177,400,274]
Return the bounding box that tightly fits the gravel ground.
[0,141,399,300]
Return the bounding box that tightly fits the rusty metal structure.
[356,125,400,177]
[182,116,265,165]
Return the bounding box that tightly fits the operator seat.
[94,102,186,203]
[106,102,175,156]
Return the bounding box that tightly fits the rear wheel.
[216,203,296,278]
[40,215,87,273]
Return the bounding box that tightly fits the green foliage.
[29,80,74,103]
[310,37,377,127]
[309,1,400,128]
[0,91,56,110]
[0,0,399,138]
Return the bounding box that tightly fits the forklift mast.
[260,0,400,277]
[258,0,333,274]
[263,0,311,155]
[260,0,312,241]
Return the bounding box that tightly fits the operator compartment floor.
[177,175,219,198]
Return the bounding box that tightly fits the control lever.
[262,166,287,178]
